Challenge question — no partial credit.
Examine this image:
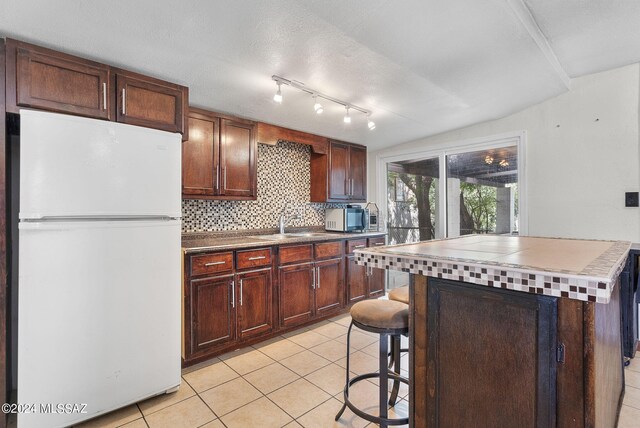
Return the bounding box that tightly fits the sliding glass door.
[445,145,519,237]
[386,157,441,245]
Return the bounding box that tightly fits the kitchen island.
[355,235,631,428]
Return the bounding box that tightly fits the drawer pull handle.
[204,261,226,266]
[374,243,385,246]
[354,245,365,249]
[248,256,266,261]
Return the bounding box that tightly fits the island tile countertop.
[182,228,387,254]
[355,235,631,303]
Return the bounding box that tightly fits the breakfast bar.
[355,235,631,428]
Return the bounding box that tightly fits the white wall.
[369,64,640,242]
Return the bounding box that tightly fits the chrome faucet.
[279,212,301,234]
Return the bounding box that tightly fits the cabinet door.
[182,112,219,196]
[367,266,385,298]
[116,73,185,133]
[315,258,343,315]
[189,275,236,354]
[421,279,557,428]
[328,141,350,200]
[237,269,273,340]
[349,145,367,201]
[279,263,315,327]
[346,255,367,304]
[15,44,110,119]
[220,118,256,197]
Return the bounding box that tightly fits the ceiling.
[1,0,640,150]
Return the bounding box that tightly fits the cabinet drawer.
[237,248,272,270]
[346,239,367,255]
[191,252,234,276]
[368,237,386,247]
[315,241,344,259]
[280,245,313,265]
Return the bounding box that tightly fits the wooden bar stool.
[335,299,409,428]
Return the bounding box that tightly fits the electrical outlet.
[625,192,639,207]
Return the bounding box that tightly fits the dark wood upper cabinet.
[182,109,257,200]
[182,111,219,196]
[220,118,256,197]
[9,39,111,120]
[5,38,188,136]
[311,140,367,203]
[349,145,367,201]
[328,142,350,200]
[115,71,186,134]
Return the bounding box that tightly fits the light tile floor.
[72,313,408,428]
[20,313,640,428]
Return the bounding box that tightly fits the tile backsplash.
[182,141,347,232]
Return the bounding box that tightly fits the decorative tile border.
[355,238,631,304]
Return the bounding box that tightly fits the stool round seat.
[350,299,408,331]
[388,286,409,305]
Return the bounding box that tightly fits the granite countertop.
[182,227,387,254]
[355,235,631,304]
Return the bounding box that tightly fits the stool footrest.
[336,371,409,426]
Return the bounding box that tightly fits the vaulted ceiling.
[1,0,640,150]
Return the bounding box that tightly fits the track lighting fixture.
[273,82,283,103]
[343,107,351,124]
[367,114,376,130]
[313,96,324,114]
[271,75,376,130]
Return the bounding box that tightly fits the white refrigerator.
[17,110,182,428]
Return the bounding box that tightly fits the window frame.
[376,131,528,239]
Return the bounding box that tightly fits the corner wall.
[369,64,640,242]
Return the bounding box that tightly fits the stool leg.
[388,340,394,369]
[379,333,389,428]
[388,335,401,406]
[335,321,354,421]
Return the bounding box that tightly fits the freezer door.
[19,110,181,219]
[18,220,181,428]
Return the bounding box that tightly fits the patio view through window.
[386,144,519,244]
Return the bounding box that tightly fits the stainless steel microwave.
[325,207,367,232]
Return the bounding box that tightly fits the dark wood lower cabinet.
[347,255,367,303]
[183,235,386,366]
[189,274,236,354]
[279,263,315,328]
[424,278,557,428]
[236,268,272,340]
[315,258,343,315]
[368,266,385,297]
[410,275,624,428]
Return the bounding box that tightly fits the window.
[378,132,525,244]
[446,145,519,237]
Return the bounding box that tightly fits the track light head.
[273,82,283,103]
[367,114,376,130]
[313,96,323,114]
[343,107,351,124]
